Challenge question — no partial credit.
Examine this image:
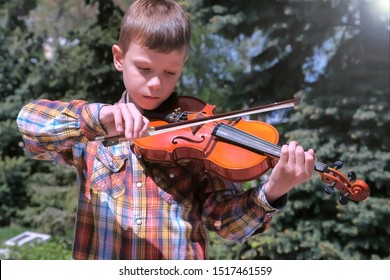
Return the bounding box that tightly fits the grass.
[0,225,72,260]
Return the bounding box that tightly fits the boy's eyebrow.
[133,58,185,68]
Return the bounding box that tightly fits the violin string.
[231,125,328,171]
[241,126,328,172]
[216,124,327,172]
[230,125,282,156]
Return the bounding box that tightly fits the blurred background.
[0,0,389,259]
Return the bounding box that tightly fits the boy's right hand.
[99,103,150,140]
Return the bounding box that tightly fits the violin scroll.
[320,161,370,205]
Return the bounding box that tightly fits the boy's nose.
[147,75,162,90]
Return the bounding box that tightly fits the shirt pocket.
[152,164,198,207]
[90,146,127,199]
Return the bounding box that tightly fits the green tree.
[197,0,389,259]
[1,0,124,241]
[283,0,389,259]
[0,0,39,227]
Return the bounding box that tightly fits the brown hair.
[118,0,191,54]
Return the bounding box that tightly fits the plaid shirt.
[17,93,286,260]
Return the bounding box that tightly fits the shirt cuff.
[79,103,109,140]
[257,183,288,211]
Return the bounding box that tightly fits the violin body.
[133,95,278,181]
[134,116,279,182]
[102,94,370,204]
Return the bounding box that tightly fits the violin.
[96,95,370,205]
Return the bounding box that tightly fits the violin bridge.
[190,113,206,134]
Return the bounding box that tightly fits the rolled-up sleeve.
[17,100,107,165]
[201,175,287,242]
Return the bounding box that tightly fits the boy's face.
[112,41,187,111]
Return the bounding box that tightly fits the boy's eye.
[136,66,177,76]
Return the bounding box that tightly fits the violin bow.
[95,97,301,146]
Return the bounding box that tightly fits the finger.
[279,144,289,165]
[131,111,146,139]
[112,107,125,134]
[295,145,305,167]
[288,141,298,165]
[304,150,315,173]
[139,116,150,137]
[118,105,134,139]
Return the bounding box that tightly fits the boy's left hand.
[264,141,315,203]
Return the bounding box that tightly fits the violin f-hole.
[172,135,206,144]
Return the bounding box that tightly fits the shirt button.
[169,173,175,178]
[136,182,142,188]
[135,218,142,225]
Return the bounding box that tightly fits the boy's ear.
[112,44,124,71]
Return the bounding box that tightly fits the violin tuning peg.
[339,193,349,205]
[324,182,335,195]
[333,160,344,170]
[347,171,357,182]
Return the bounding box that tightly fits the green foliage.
[198,0,389,260]
[0,0,121,242]
[239,195,390,260]
[208,232,246,260]
[280,1,390,260]
[0,224,29,244]
[0,225,72,260]
[16,163,78,236]
[179,20,253,111]
[3,239,72,260]
[0,156,31,226]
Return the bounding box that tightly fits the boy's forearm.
[17,100,107,161]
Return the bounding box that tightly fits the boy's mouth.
[142,95,160,100]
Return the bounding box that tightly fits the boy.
[17,0,314,259]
